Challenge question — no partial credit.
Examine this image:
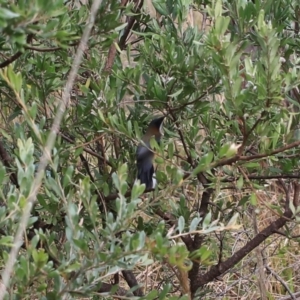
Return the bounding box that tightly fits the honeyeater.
[136,116,165,189]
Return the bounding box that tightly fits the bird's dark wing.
[136,144,154,189]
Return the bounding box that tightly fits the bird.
[136,116,165,189]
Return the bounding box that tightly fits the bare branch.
[0,141,18,188]
[0,1,103,297]
[265,265,296,300]
[122,270,144,296]
[98,281,133,296]
[0,34,34,68]
[191,183,299,293]
[278,291,300,300]
[25,42,78,52]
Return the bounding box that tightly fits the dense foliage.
[1,0,300,299]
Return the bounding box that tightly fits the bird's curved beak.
[159,117,165,135]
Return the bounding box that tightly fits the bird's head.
[144,116,165,141]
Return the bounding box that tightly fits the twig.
[0,34,33,68]
[118,0,144,50]
[293,181,300,207]
[222,174,300,182]
[104,165,300,204]
[59,132,113,168]
[239,112,266,154]
[0,1,103,297]
[0,52,23,69]
[210,139,300,170]
[104,0,142,72]
[278,291,300,300]
[266,265,296,300]
[238,140,300,161]
[215,232,224,266]
[98,281,133,296]
[79,154,95,182]
[0,141,19,188]
[252,206,267,300]
[170,85,215,112]
[121,270,144,296]
[25,42,78,52]
[191,183,299,291]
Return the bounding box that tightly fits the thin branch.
[278,179,290,204]
[122,270,144,296]
[266,265,296,300]
[0,34,34,69]
[0,141,19,188]
[211,140,300,170]
[104,186,154,202]
[79,154,95,182]
[252,205,267,300]
[0,1,103,297]
[222,174,300,182]
[25,42,78,52]
[239,111,266,153]
[98,281,133,296]
[278,291,300,300]
[104,43,118,73]
[167,105,213,296]
[104,168,300,204]
[25,45,64,52]
[0,52,22,69]
[119,0,144,50]
[215,232,224,266]
[238,140,300,161]
[293,181,300,207]
[104,0,141,72]
[0,31,78,68]
[191,183,300,292]
[170,85,215,112]
[59,132,113,167]
[78,152,107,216]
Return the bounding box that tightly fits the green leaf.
[158,284,171,300]
[168,88,183,98]
[236,176,244,190]
[177,216,185,234]
[250,193,257,206]
[202,212,212,230]
[32,249,48,267]
[0,8,20,19]
[114,22,128,32]
[29,102,37,119]
[227,213,239,227]
[215,16,230,36]
[189,217,201,232]
[214,0,223,18]
[63,166,74,188]
[112,172,120,191]
[0,164,6,185]
[167,142,174,158]
[192,152,214,175]
[131,180,145,199]
[0,236,13,247]
[152,0,168,16]
[64,262,81,273]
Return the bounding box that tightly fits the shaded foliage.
[0,0,300,299]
